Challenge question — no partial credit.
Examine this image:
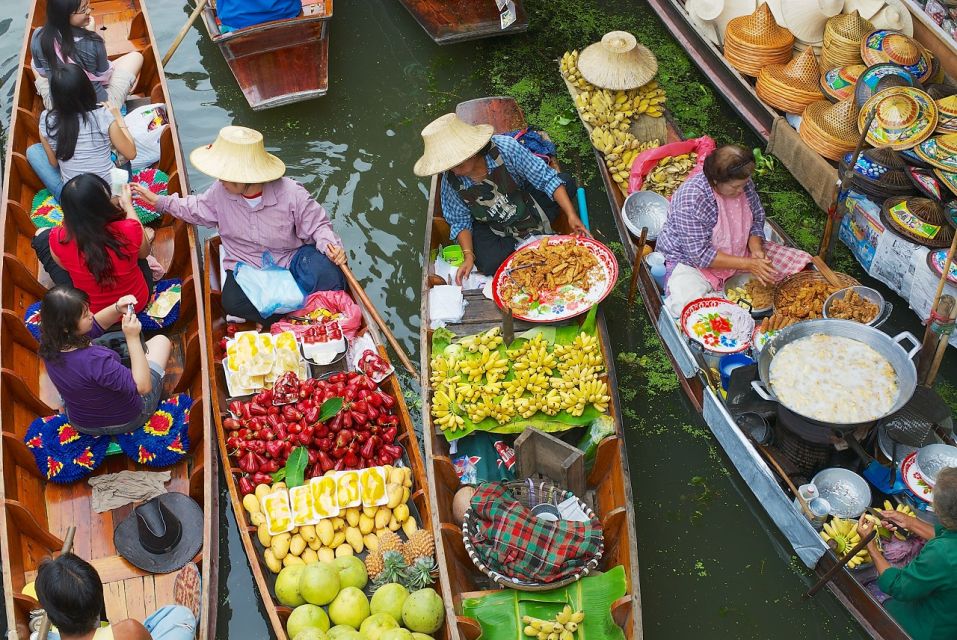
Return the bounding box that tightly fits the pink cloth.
[269,290,363,340]
[697,191,752,290]
[54,38,113,84]
[156,177,342,272]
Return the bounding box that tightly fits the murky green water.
[0,1,900,638]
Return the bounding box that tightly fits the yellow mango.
[255,483,272,502]
[271,533,291,560]
[403,467,413,488]
[242,494,261,514]
[331,517,345,531]
[257,524,272,548]
[301,548,318,565]
[331,531,346,548]
[374,509,391,530]
[345,527,364,554]
[402,518,418,537]
[289,534,306,557]
[282,554,304,567]
[299,525,317,543]
[362,506,378,519]
[264,549,281,574]
[249,512,266,527]
[345,508,360,528]
[386,484,403,509]
[317,519,335,547]
[401,487,411,505]
[358,514,375,535]
[363,533,379,552]
[335,544,354,558]
[388,515,401,532]
[307,537,322,551]
[388,468,405,485]
[317,547,335,564]
[393,504,409,523]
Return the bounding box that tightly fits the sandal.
[173,561,202,621]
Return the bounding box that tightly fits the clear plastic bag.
[234,252,305,317]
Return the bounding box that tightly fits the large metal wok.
[751,319,920,431]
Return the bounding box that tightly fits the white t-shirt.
[39,106,116,185]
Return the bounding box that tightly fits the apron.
[446,141,554,240]
[697,190,752,290]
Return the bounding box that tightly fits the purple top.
[655,172,766,269]
[44,320,143,429]
[156,178,341,271]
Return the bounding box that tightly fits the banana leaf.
[460,566,628,640]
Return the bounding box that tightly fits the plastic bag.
[234,252,305,317]
[269,289,363,339]
[124,103,169,170]
[627,136,716,197]
[576,415,616,471]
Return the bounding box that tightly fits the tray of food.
[223,330,307,396]
[723,273,773,315]
[492,235,618,322]
[773,270,859,322]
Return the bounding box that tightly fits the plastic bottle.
[793,483,818,515]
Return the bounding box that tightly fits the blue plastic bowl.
[719,353,755,390]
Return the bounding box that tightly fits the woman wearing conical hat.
[132,126,345,325]
[414,114,588,284]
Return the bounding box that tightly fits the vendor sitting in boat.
[132,126,346,325]
[655,144,810,316]
[216,0,301,31]
[858,467,957,640]
[413,113,588,285]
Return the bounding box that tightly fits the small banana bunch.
[882,500,916,540]
[432,384,465,432]
[458,347,509,383]
[821,517,871,569]
[560,378,611,416]
[641,152,698,198]
[523,606,585,640]
[556,333,602,369]
[559,50,589,90]
[632,80,667,118]
[513,334,557,376]
[461,327,503,352]
[430,355,459,388]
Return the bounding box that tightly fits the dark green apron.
[446,141,554,239]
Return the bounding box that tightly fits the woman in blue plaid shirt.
[414,113,588,284]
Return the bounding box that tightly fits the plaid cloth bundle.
[469,482,603,584]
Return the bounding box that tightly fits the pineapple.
[378,530,404,555]
[404,555,437,590]
[373,550,409,587]
[402,529,435,564]
[364,549,384,581]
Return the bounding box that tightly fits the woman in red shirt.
[32,173,153,314]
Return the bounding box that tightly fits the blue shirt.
[218,0,301,30]
[440,135,565,241]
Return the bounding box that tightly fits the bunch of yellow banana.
[429,355,459,388]
[631,80,667,118]
[883,500,916,540]
[821,517,871,569]
[522,606,585,640]
[555,333,602,369]
[540,389,563,416]
[560,378,610,416]
[432,383,465,432]
[504,369,550,397]
[607,138,661,188]
[461,327,503,352]
[559,50,589,90]
[458,346,509,383]
[513,334,557,376]
[515,395,543,419]
[641,152,698,198]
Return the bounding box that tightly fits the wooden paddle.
[37,526,77,640]
[627,226,648,306]
[340,263,419,378]
[162,0,209,66]
[804,529,877,598]
[811,255,844,289]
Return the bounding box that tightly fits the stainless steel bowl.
[623,191,668,240]
[822,286,891,328]
[811,467,872,518]
[915,443,957,487]
[723,272,772,315]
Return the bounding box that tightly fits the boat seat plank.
[124,576,147,623]
[104,580,128,622]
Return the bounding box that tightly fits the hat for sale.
[914,133,957,172]
[859,86,938,150]
[860,30,933,83]
[114,492,204,574]
[853,63,919,108]
[821,64,866,102]
[756,47,823,113]
[577,31,658,90]
[880,196,955,248]
[936,95,957,134]
[800,97,861,161]
[723,3,795,77]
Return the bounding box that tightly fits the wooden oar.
[627,226,648,306]
[754,444,814,520]
[804,529,877,598]
[340,263,419,378]
[37,526,77,640]
[811,255,843,289]
[162,0,209,66]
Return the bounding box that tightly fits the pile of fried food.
[760,313,798,332]
[775,280,841,321]
[726,279,773,310]
[640,153,698,198]
[827,289,879,323]
[500,239,600,313]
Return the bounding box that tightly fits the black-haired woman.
[26,63,137,199]
[30,0,143,111]
[32,176,153,315]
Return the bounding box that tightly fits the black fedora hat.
[114,492,203,574]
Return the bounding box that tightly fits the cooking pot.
[751,319,920,431]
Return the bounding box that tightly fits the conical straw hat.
[413,113,494,177]
[859,86,938,150]
[190,126,286,183]
[820,64,866,102]
[935,96,957,134]
[693,0,757,42]
[756,47,824,113]
[800,97,861,160]
[861,30,933,83]
[822,10,874,69]
[578,31,658,90]
[690,0,725,21]
[724,3,796,76]
[869,1,914,36]
[842,0,887,20]
[775,0,844,44]
[914,134,957,172]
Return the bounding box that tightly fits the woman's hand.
[325,244,347,266]
[857,515,881,552]
[102,100,124,121]
[121,307,142,338]
[748,256,778,285]
[115,295,138,311]
[878,510,911,532]
[119,183,137,216]
[130,183,160,207]
[565,212,591,237]
[455,254,475,286]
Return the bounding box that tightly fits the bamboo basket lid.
[724,3,796,77]
[800,97,863,160]
[578,31,658,90]
[756,47,824,113]
[860,30,933,83]
[821,65,867,102]
[859,86,938,150]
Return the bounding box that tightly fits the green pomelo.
[275,564,307,607]
[402,589,444,634]
[358,612,399,640]
[287,604,331,639]
[370,583,409,623]
[333,555,368,590]
[328,586,370,629]
[300,562,341,606]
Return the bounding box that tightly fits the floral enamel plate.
[901,451,934,503]
[926,249,957,286]
[492,235,618,323]
[751,325,779,355]
[680,297,755,354]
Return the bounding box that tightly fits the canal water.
[0,1,903,638]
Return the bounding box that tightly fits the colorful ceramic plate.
[751,325,780,354]
[680,297,755,354]
[491,235,618,323]
[926,248,957,286]
[901,451,934,503]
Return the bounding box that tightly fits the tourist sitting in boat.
[859,467,957,640]
[413,113,587,285]
[39,286,172,436]
[32,177,153,314]
[30,0,143,111]
[26,63,137,200]
[35,552,196,640]
[216,0,301,31]
[655,144,811,316]
[131,125,346,325]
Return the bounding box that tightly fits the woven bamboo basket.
[799,97,862,160]
[822,10,874,69]
[724,3,795,77]
[756,47,823,113]
[461,479,604,592]
[774,270,860,312]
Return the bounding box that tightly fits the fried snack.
[745,279,773,309]
[828,290,879,323]
[500,238,600,313]
[760,313,797,332]
[775,281,840,320]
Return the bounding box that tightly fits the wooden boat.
[0,2,216,639]
[396,0,528,45]
[418,96,643,640]
[202,235,435,640]
[199,0,333,110]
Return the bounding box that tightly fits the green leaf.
[284,447,309,488]
[271,468,286,483]
[555,115,573,126]
[319,397,343,422]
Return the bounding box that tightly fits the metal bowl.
[623,191,668,240]
[811,467,872,518]
[822,286,890,327]
[915,443,957,487]
[723,272,772,315]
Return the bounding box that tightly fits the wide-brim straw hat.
[822,10,874,69]
[413,113,494,177]
[907,167,947,202]
[914,133,957,173]
[839,147,917,199]
[854,63,920,108]
[868,1,914,36]
[937,168,957,198]
[880,195,955,248]
[859,86,938,150]
[692,0,758,42]
[821,64,866,102]
[800,97,861,160]
[724,3,796,76]
[756,47,824,113]
[861,30,933,83]
[578,31,658,90]
[190,126,286,183]
[687,1,723,45]
[936,96,957,134]
[772,0,843,44]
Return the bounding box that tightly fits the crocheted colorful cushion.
[24,414,110,484]
[139,279,182,331]
[23,301,42,341]
[115,393,192,467]
[131,167,168,224]
[30,189,63,229]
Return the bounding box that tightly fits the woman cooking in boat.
[132,126,346,325]
[413,113,588,285]
[858,467,957,640]
[655,144,811,316]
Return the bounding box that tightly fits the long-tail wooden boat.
[199,0,333,110]
[419,96,643,640]
[560,76,921,639]
[202,235,435,640]
[0,2,216,638]
[396,0,528,45]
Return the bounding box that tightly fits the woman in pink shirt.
[133,126,346,325]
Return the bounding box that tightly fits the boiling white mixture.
[769,334,898,423]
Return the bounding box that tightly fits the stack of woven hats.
[724,3,795,77]
[859,86,939,150]
[822,10,874,70]
[756,47,823,113]
[800,97,862,160]
[935,96,957,134]
[838,147,918,201]
[860,30,934,84]
[820,64,867,102]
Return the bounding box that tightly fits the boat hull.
[396,0,528,44]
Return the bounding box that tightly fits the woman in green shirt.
[858,467,957,640]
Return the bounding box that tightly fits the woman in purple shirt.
[133,126,346,325]
[39,286,172,435]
